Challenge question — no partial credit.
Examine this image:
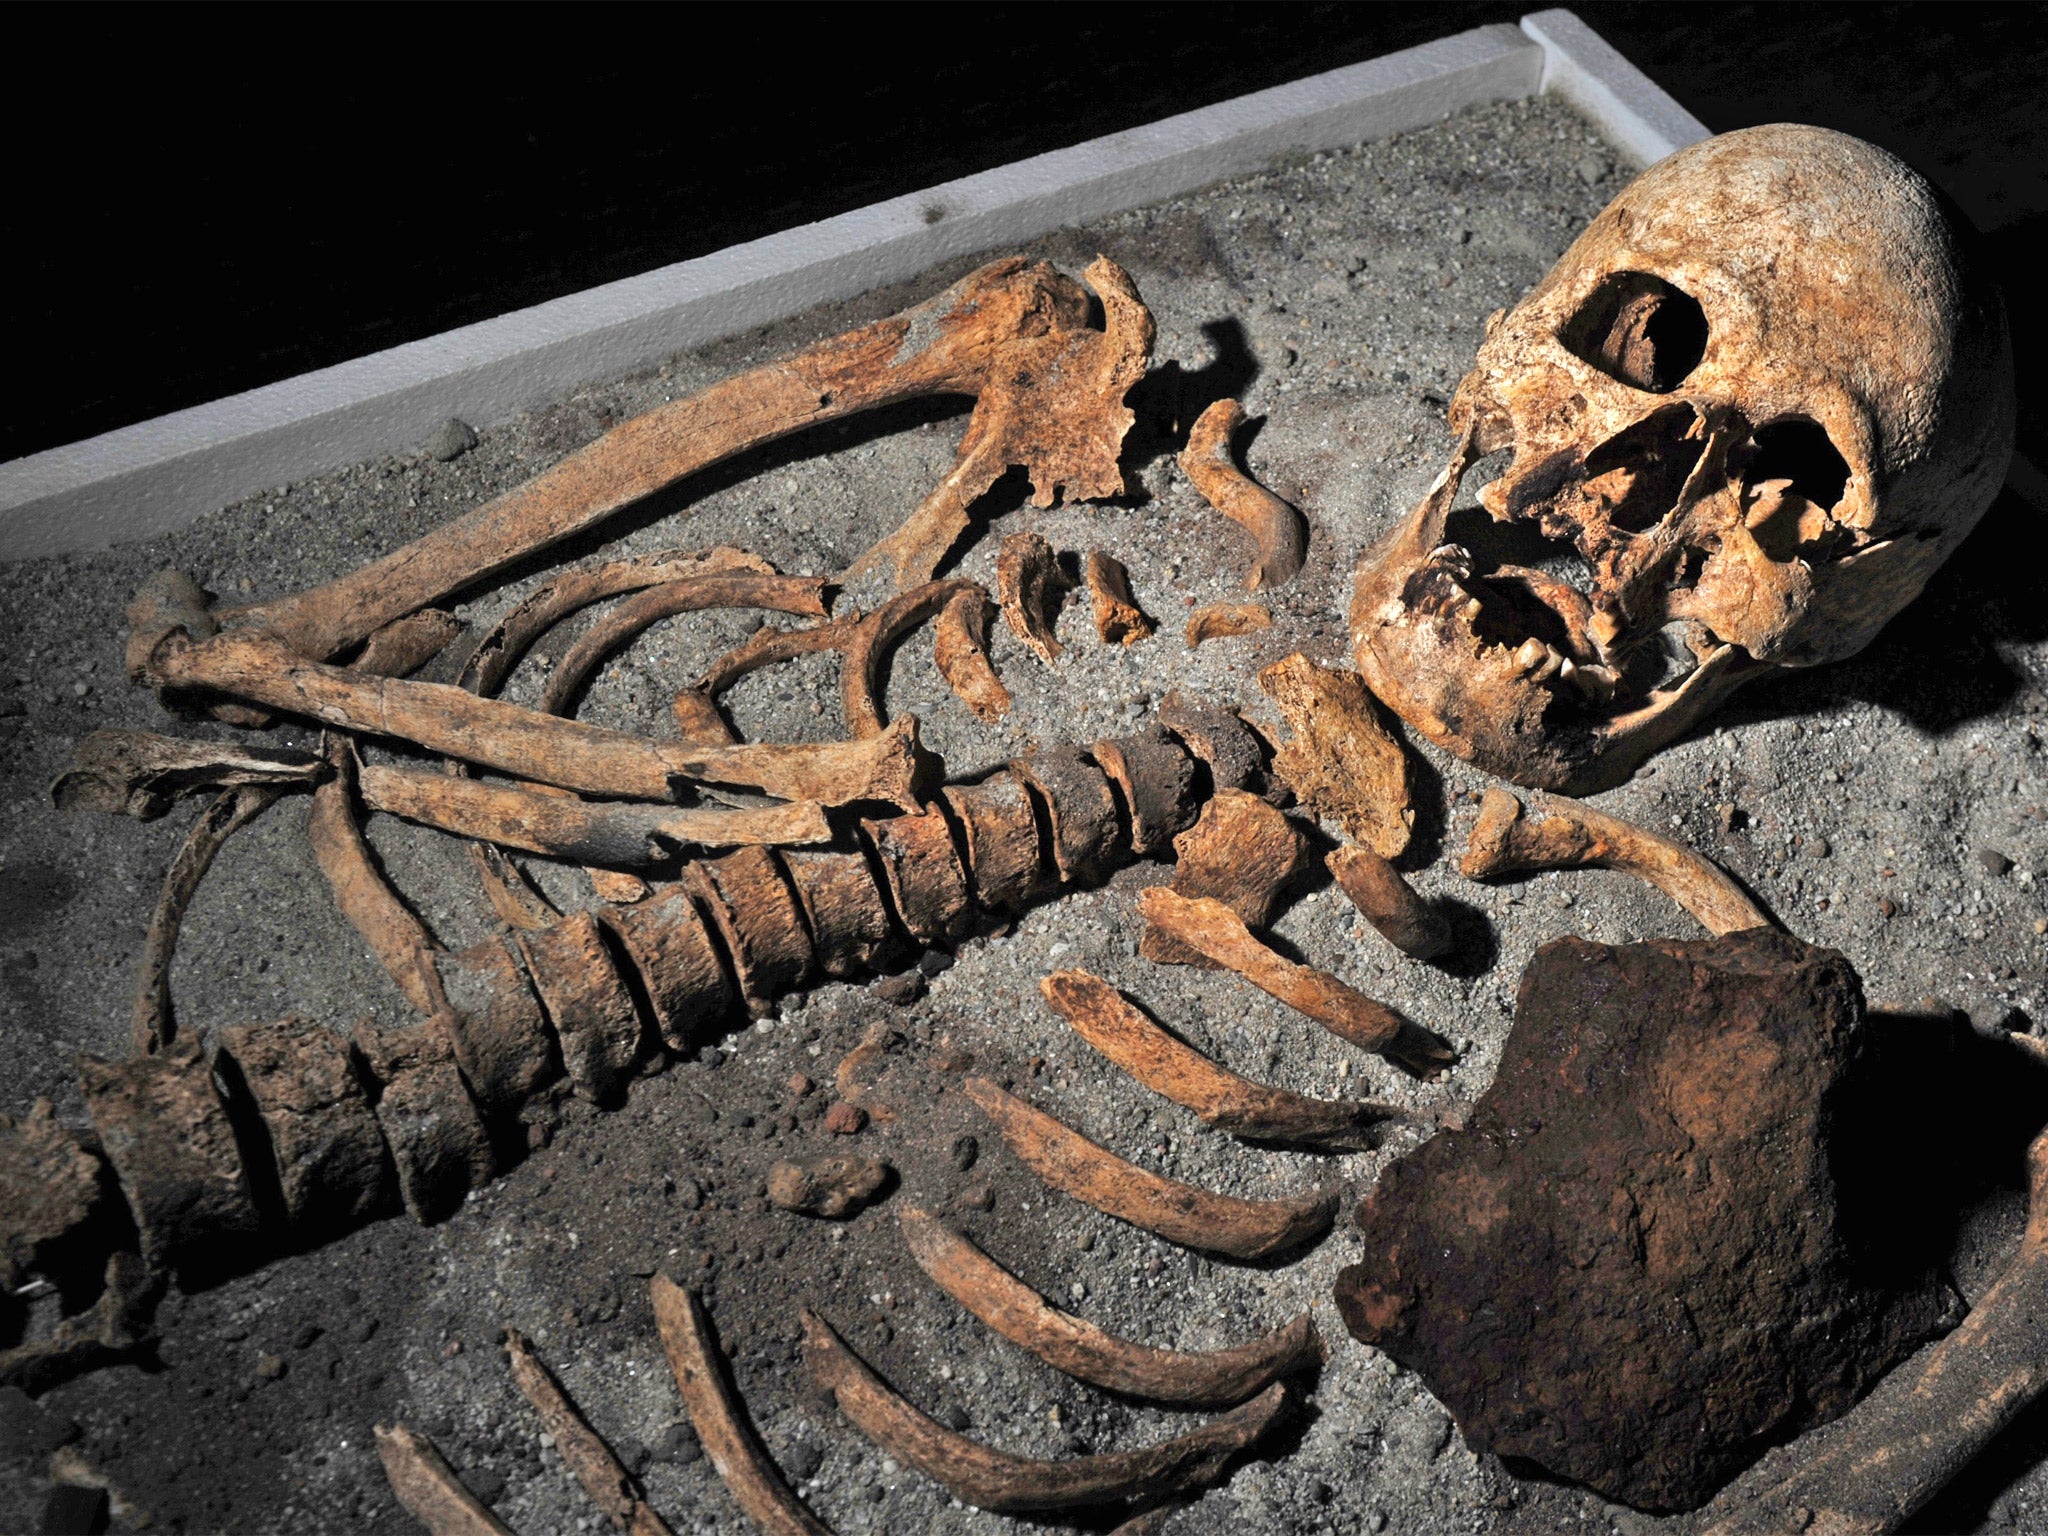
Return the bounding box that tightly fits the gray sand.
[2,93,2044,1535]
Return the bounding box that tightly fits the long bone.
[1460,785,1770,937]
[224,258,1142,662]
[1178,398,1307,591]
[374,1424,515,1536]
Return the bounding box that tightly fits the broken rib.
[1135,887,1453,1076]
[505,1328,673,1536]
[1041,971,1396,1151]
[51,728,324,820]
[1461,786,1771,937]
[898,1206,1320,1406]
[138,628,928,809]
[963,1077,1337,1260]
[1179,399,1307,590]
[803,1307,1288,1514]
[355,763,830,867]
[374,1423,516,1536]
[650,1275,831,1536]
[932,584,1011,722]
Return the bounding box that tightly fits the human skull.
[1351,124,2014,794]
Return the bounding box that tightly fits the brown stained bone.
[932,584,1011,722]
[471,845,563,933]
[804,1306,1288,1514]
[1041,971,1394,1151]
[51,729,324,820]
[227,259,1125,662]
[695,616,857,701]
[781,848,907,979]
[0,1251,159,1396]
[963,1077,1337,1260]
[374,1423,516,1536]
[504,1328,674,1536]
[941,771,1055,912]
[353,608,467,679]
[597,885,734,1051]
[1155,693,1278,803]
[1139,791,1309,969]
[514,912,649,1102]
[1092,728,1199,857]
[77,1037,263,1276]
[860,806,975,945]
[684,848,814,1014]
[1178,399,1308,591]
[1327,844,1452,962]
[842,579,979,739]
[136,626,932,810]
[1084,551,1154,645]
[1461,786,1772,937]
[1184,602,1271,649]
[1135,888,1453,1076]
[351,1022,495,1224]
[0,1100,118,1292]
[1257,654,1412,858]
[428,937,559,1114]
[308,743,444,1018]
[651,1275,832,1536]
[132,783,286,1055]
[670,687,739,748]
[848,255,1155,595]
[355,762,831,867]
[996,531,1074,665]
[1699,1128,2048,1536]
[899,1206,1322,1406]
[766,1154,890,1218]
[1009,747,1124,885]
[537,572,830,718]
[213,1020,398,1228]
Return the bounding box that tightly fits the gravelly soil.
[2,92,2045,1536]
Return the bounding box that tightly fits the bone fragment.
[356,763,831,866]
[848,256,1154,596]
[138,627,931,809]
[862,807,975,944]
[374,1423,516,1536]
[1184,602,1271,649]
[1179,399,1307,590]
[1085,552,1154,645]
[1155,693,1278,803]
[429,937,558,1113]
[685,848,814,1014]
[0,1251,158,1395]
[766,1154,890,1219]
[941,771,1054,912]
[1042,971,1395,1151]
[899,1205,1320,1405]
[843,579,978,738]
[650,1275,833,1536]
[352,1023,495,1224]
[1461,787,1770,936]
[1009,746,1124,885]
[355,608,467,679]
[597,885,734,1051]
[1140,789,1308,968]
[51,729,324,820]
[308,743,444,1018]
[1700,1128,2048,1536]
[963,1077,1336,1259]
[804,1306,1286,1513]
[695,616,855,701]
[214,1019,399,1228]
[470,844,563,933]
[0,1100,118,1293]
[225,260,1117,661]
[933,585,1011,722]
[505,1328,673,1536]
[1257,654,1412,858]
[996,532,1073,665]
[538,572,829,717]
[77,1037,263,1277]
[1092,727,1198,857]
[781,848,907,979]
[1111,1500,1194,1536]
[1327,844,1451,961]
[1135,888,1453,1076]
[514,911,648,1102]
[132,783,285,1055]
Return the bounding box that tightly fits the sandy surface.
[2,92,2045,1535]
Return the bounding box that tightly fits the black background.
[7,3,2043,464]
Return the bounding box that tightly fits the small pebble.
[256,1353,287,1380]
[1878,897,1897,919]
[917,949,956,978]
[1553,890,1576,908]
[1977,848,2014,877]
[1805,836,1831,860]
[951,1134,979,1172]
[1576,154,1607,184]
[823,1101,868,1136]
[1717,802,1742,834]
[782,1438,822,1479]
[655,1422,703,1465]
[938,1404,972,1432]
[871,970,926,1006]
[427,417,479,462]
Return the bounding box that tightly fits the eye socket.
[1558,272,1708,393]
[1744,418,1851,510]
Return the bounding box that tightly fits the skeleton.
[1,121,2037,1535]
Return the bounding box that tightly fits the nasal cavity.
[1559,272,1708,394]
[1744,418,1851,509]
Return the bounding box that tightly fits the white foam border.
[0,9,1706,560]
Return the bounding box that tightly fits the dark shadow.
[1430,897,1499,980]
[1906,1386,2048,1533]
[1119,317,1261,476]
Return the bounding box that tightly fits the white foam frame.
[0,8,1706,560]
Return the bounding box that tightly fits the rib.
[374,1423,516,1536]
[932,584,1011,722]
[843,579,978,738]
[1178,399,1306,591]
[505,1329,672,1536]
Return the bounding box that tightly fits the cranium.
[1352,124,2015,794]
